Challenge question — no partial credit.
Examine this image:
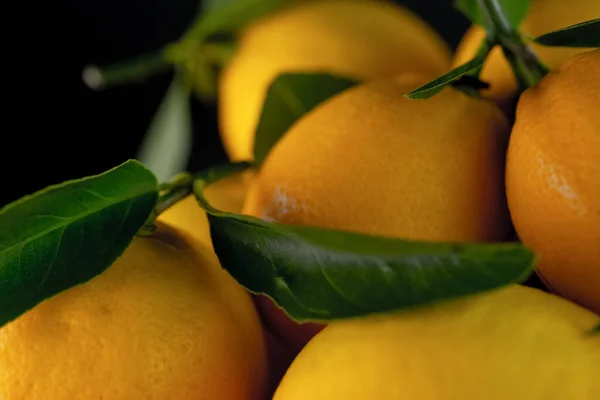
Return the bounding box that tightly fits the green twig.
[82,51,172,91]
[192,161,253,214]
[201,42,237,67]
[477,0,549,90]
[154,172,195,217]
[138,172,195,236]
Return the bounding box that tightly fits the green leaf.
[192,163,536,323]
[189,0,297,41]
[591,323,600,335]
[455,0,531,29]
[0,160,158,328]
[534,18,600,48]
[136,72,193,183]
[405,56,487,100]
[254,73,358,165]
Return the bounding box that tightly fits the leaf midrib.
[0,187,155,256]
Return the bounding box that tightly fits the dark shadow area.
[4,0,469,205]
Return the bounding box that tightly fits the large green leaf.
[455,0,531,29]
[136,72,193,183]
[193,163,536,323]
[0,160,158,327]
[254,73,358,165]
[534,18,600,48]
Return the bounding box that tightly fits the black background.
[4,0,470,206]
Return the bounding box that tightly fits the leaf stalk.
[154,172,195,216]
[477,0,549,90]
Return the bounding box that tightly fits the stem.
[155,185,194,216]
[138,187,190,236]
[138,172,194,236]
[192,161,253,215]
[195,161,253,185]
[82,52,171,91]
[154,172,195,217]
[478,0,512,37]
[477,0,549,90]
[201,42,237,68]
[144,163,252,233]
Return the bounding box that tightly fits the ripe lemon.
[274,285,600,400]
[452,0,600,111]
[506,49,600,314]
[0,223,268,399]
[218,0,452,161]
[242,74,513,369]
[243,74,512,243]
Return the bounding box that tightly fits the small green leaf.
[254,73,358,165]
[192,163,536,323]
[0,160,158,327]
[405,56,487,100]
[189,0,297,41]
[455,0,531,29]
[534,18,600,48]
[591,323,600,335]
[136,72,193,183]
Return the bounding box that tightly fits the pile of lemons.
[1,0,598,399]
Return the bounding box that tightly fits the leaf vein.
[1,189,154,256]
[276,81,308,117]
[314,250,368,311]
[35,225,66,293]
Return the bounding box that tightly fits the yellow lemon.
[274,285,600,400]
[243,74,512,243]
[241,73,512,375]
[0,223,268,400]
[219,0,452,161]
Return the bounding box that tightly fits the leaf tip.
[404,87,440,100]
[403,91,417,100]
[403,90,426,100]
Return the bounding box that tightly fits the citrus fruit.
[273,285,600,400]
[0,223,268,400]
[452,0,600,111]
[218,0,452,161]
[506,49,600,314]
[243,74,512,243]
[242,73,513,371]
